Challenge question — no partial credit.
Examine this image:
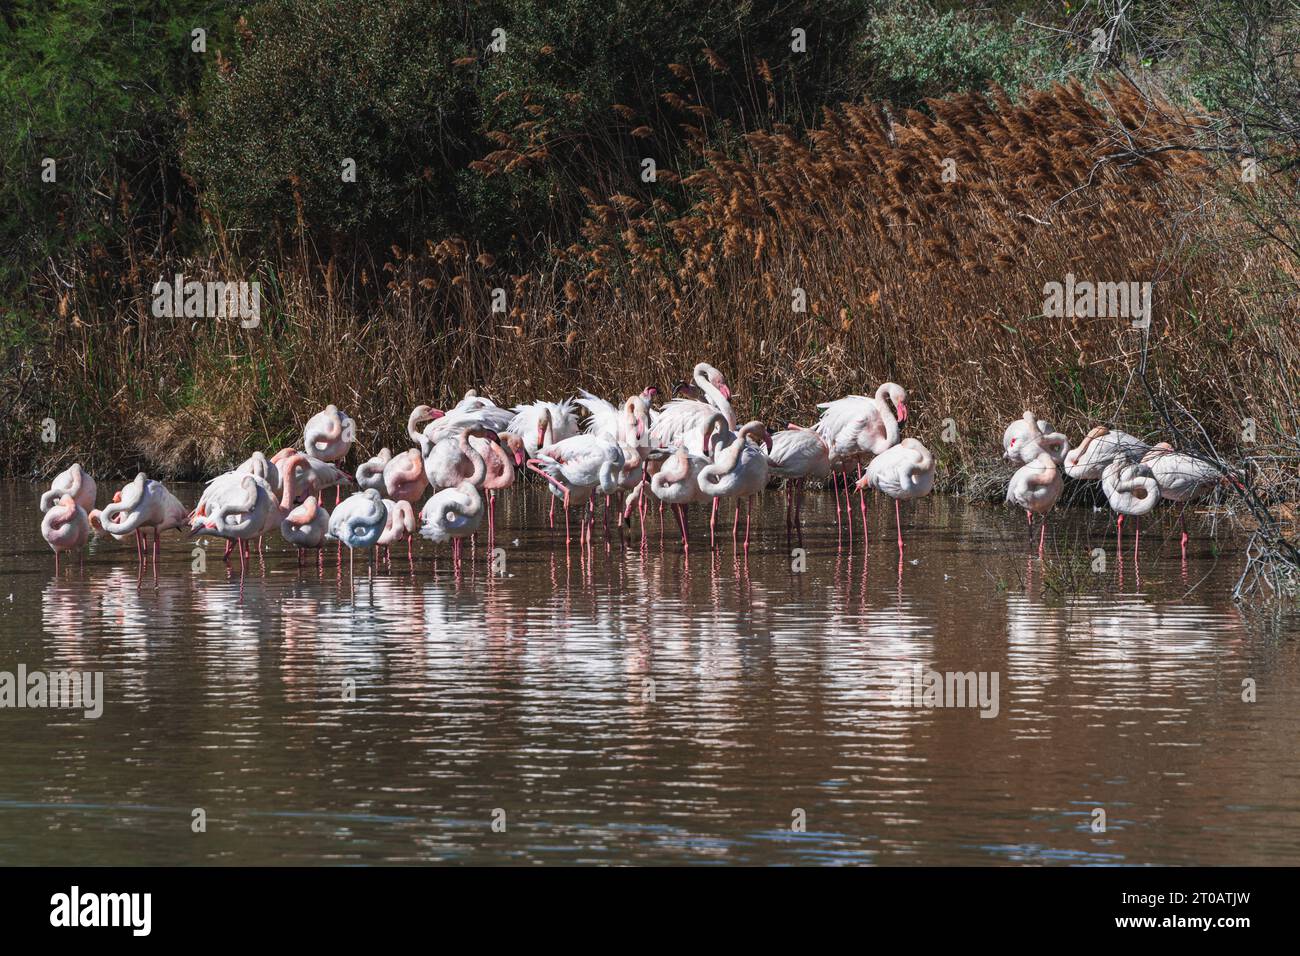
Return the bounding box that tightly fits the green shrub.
[182,0,877,260]
[860,6,1070,107]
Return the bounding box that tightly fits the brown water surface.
[1,482,1297,865]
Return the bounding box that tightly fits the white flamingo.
[697,421,772,550]
[355,448,393,493]
[1003,411,1069,465]
[419,433,492,566]
[1102,456,1161,562]
[328,488,389,575]
[40,463,97,514]
[1006,451,1063,556]
[100,473,189,569]
[649,362,735,447]
[1141,442,1226,553]
[527,433,626,545]
[506,399,579,458]
[303,404,355,465]
[856,438,936,554]
[42,495,90,571]
[192,472,278,572]
[280,495,330,565]
[1065,426,1151,480]
[767,424,832,535]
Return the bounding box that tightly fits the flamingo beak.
[717,382,732,400]
[898,402,909,423]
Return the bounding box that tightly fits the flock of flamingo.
[36,361,1225,576]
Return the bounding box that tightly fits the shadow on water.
[1,481,1297,865]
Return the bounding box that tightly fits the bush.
[0,0,239,294]
[182,0,877,260]
[860,6,1070,107]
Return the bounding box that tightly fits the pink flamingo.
[855,438,935,554]
[1006,450,1063,557]
[383,448,429,503]
[100,473,189,570]
[42,494,90,571]
[40,463,97,514]
[697,421,773,550]
[280,495,330,566]
[378,499,419,563]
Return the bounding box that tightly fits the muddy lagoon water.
[1,482,1297,865]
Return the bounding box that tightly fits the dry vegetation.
[21,76,1299,505]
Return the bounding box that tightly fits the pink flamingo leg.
[858,464,868,539]
[1179,503,1189,558]
[831,470,842,534]
[895,498,904,553]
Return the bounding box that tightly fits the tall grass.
[11,76,1298,497]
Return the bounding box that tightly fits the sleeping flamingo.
[767,424,832,536]
[1006,450,1063,557]
[280,495,330,565]
[192,473,277,573]
[420,432,497,567]
[1065,427,1151,480]
[1003,411,1069,465]
[856,438,936,554]
[303,404,355,502]
[40,463,97,514]
[356,448,393,493]
[383,448,429,503]
[697,421,773,550]
[378,499,419,563]
[1102,455,1161,562]
[42,494,90,571]
[328,489,389,575]
[1141,443,1226,555]
[100,473,189,570]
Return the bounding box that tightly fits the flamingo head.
[887,383,909,423]
[624,396,650,441]
[702,364,732,401]
[534,409,551,452]
[640,385,659,402]
[501,433,527,467]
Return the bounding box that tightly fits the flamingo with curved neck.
[419,431,492,568]
[281,495,329,566]
[1006,451,1062,556]
[40,463,97,514]
[1103,456,1160,564]
[697,421,772,550]
[42,494,90,572]
[855,438,936,554]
